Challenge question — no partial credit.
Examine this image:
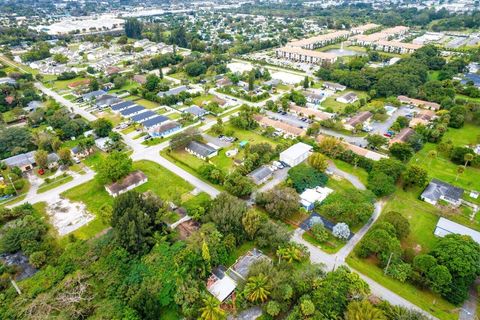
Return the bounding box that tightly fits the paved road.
[34,82,97,122]
[291,164,438,319]
[7,169,95,208]
[459,278,479,320]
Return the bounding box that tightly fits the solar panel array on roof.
[141,115,169,128]
[111,100,135,111]
[130,110,156,122]
[120,105,145,117]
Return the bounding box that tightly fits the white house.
[105,171,148,197]
[279,142,313,167]
[300,186,334,211]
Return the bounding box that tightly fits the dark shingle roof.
[186,141,216,158]
[421,179,464,203]
[141,115,169,128]
[130,110,156,122]
[120,105,145,117]
[111,100,135,111]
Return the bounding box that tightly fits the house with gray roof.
[120,105,146,117]
[2,151,36,172]
[141,115,169,130]
[184,105,208,118]
[434,217,480,245]
[95,94,122,109]
[24,100,42,113]
[420,179,464,207]
[247,165,273,185]
[111,100,135,112]
[157,85,188,97]
[82,90,106,101]
[149,121,181,137]
[185,141,218,160]
[130,111,157,123]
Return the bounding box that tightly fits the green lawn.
[383,187,440,253]
[94,110,123,126]
[347,255,457,320]
[51,77,88,91]
[302,231,345,254]
[321,90,369,113]
[37,175,74,194]
[215,123,282,147]
[410,143,480,191]
[135,98,160,109]
[83,152,107,171]
[192,94,215,106]
[442,123,480,146]
[62,160,195,239]
[167,150,207,171]
[331,159,369,186]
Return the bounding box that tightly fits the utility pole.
[7,174,18,195]
[384,252,393,274]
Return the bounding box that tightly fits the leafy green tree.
[288,163,328,193]
[144,74,159,92]
[242,209,265,240]
[382,211,410,239]
[389,142,414,162]
[92,118,113,138]
[310,222,329,242]
[403,165,428,188]
[266,301,281,317]
[34,150,49,169]
[205,192,247,240]
[366,134,388,149]
[224,171,254,197]
[124,18,143,39]
[256,186,300,220]
[427,265,452,294]
[58,147,72,166]
[307,152,329,172]
[169,128,202,150]
[111,191,165,254]
[97,151,133,183]
[367,171,396,197]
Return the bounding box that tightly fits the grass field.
[135,98,160,109]
[302,231,345,254]
[50,77,88,91]
[37,175,74,194]
[62,160,195,239]
[331,159,369,186]
[192,94,216,106]
[442,123,480,146]
[410,143,480,191]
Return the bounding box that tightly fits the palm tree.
[456,165,465,181]
[244,273,271,303]
[464,153,474,169]
[277,244,303,263]
[345,300,387,320]
[427,150,437,166]
[199,295,225,320]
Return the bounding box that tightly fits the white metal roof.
[280,142,312,159]
[434,217,480,245]
[207,275,237,302]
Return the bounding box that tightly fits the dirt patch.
[46,196,94,236]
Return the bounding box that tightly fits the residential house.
[389,127,415,145]
[94,137,113,152]
[141,115,169,130]
[397,96,441,111]
[130,111,157,123]
[0,77,17,86]
[207,267,237,302]
[111,100,136,112]
[343,111,372,131]
[290,104,334,121]
[2,151,36,172]
[462,73,480,88]
[300,186,334,211]
[323,82,346,92]
[316,134,388,161]
[185,141,218,160]
[409,109,436,128]
[95,94,122,109]
[336,92,358,104]
[434,217,480,245]
[148,121,181,137]
[23,100,42,113]
[279,142,313,167]
[254,115,306,138]
[133,74,147,85]
[119,105,146,118]
[157,85,188,98]
[184,105,208,118]
[105,170,148,197]
[421,179,464,207]
[82,90,106,101]
[248,165,274,185]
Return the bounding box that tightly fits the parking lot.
[265,110,311,129]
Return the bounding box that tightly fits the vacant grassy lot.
[62,160,195,239]
[135,98,160,109]
[442,123,480,146]
[37,175,74,194]
[410,142,480,191]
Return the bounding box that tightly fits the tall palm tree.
[199,295,225,320]
[464,153,474,169]
[345,300,387,320]
[244,273,271,303]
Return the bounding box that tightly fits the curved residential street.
[292,164,438,319]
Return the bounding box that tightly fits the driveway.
[370,106,413,136]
